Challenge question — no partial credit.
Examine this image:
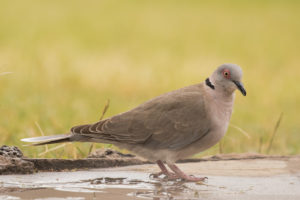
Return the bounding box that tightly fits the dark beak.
[233,80,247,96]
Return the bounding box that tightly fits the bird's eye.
[223,69,231,79]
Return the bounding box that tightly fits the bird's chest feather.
[211,101,232,128]
[175,98,234,160]
[209,92,234,123]
[203,93,235,145]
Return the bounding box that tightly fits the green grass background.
[0,0,299,158]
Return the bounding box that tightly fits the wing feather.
[70,84,211,150]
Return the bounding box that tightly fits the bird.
[22,63,246,182]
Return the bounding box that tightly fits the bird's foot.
[167,163,208,182]
[151,160,182,180]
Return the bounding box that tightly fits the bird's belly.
[117,143,178,163]
[175,126,227,160]
[117,123,229,163]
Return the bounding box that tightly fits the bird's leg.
[167,163,207,182]
[150,160,178,179]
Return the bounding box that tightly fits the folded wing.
[71,84,210,150]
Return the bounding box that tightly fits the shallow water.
[1,169,300,200]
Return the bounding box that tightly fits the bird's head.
[208,63,246,96]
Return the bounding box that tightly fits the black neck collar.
[205,78,215,90]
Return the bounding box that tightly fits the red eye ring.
[223,69,231,79]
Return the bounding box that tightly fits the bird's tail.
[21,134,72,146]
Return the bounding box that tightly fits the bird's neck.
[204,79,235,122]
[205,77,235,103]
[207,87,235,107]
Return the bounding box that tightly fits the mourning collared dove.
[22,63,246,182]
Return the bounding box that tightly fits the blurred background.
[0,0,299,158]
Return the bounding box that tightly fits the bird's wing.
[71,84,211,150]
[142,86,210,150]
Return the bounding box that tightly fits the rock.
[0,145,23,158]
[0,145,34,175]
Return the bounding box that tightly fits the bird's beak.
[233,80,246,96]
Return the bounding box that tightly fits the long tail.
[21,134,72,146]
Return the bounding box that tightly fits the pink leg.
[150,160,179,179]
[167,163,207,182]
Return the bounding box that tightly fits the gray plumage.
[22,63,246,181]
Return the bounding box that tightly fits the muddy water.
[1,168,300,200]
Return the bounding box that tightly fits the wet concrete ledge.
[1,156,300,199]
[1,145,300,174]
[23,157,151,171]
[24,153,300,172]
[0,146,151,174]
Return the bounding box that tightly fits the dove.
[22,63,246,182]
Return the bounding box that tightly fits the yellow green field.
[0,0,299,158]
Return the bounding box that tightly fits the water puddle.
[0,170,299,199]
